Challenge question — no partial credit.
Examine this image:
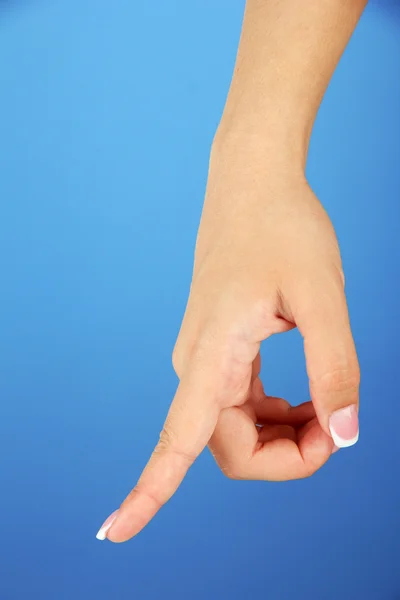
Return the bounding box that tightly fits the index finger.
[100,361,220,543]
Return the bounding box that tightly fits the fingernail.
[329,405,359,448]
[96,510,119,541]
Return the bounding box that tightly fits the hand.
[97,152,360,544]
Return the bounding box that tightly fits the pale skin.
[96,0,367,543]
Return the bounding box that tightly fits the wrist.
[211,114,310,181]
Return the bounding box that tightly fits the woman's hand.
[96,0,366,544]
[98,146,360,544]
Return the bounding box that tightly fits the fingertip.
[106,515,137,544]
[106,488,162,543]
[106,525,131,544]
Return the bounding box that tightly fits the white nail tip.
[96,515,118,541]
[329,427,359,449]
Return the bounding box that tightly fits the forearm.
[214,0,367,170]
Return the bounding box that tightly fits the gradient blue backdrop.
[0,1,399,598]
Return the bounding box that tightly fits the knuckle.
[156,427,196,465]
[191,334,253,406]
[251,296,284,336]
[157,426,173,451]
[173,328,217,376]
[128,484,163,512]
[157,425,177,453]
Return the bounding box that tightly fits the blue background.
[0,1,399,598]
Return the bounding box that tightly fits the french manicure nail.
[96,510,119,541]
[329,404,359,448]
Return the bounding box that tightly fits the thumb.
[98,362,219,543]
[295,276,360,449]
